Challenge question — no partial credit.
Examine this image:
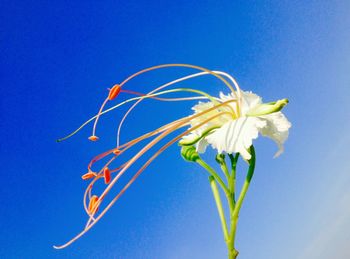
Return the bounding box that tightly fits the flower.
[55,64,291,249]
[180,91,291,160]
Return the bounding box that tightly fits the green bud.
[246,98,289,117]
[215,153,225,165]
[181,145,200,162]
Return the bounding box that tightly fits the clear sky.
[1,1,350,258]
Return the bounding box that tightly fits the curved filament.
[91,63,234,141]
[117,70,242,146]
[54,99,236,249]
[57,87,212,142]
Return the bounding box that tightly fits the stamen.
[84,100,235,219]
[88,195,99,215]
[82,172,97,180]
[54,101,235,249]
[116,70,242,146]
[103,168,111,184]
[92,74,216,143]
[83,156,124,219]
[88,135,99,142]
[92,88,213,143]
[84,120,191,215]
[84,112,231,235]
[112,149,121,155]
[91,83,122,140]
[84,101,235,228]
[56,69,239,143]
[83,102,228,223]
[91,98,109,139]
[86,117,189,174]
[108,84,121,100]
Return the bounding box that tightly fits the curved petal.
[259,112,291,158]
[179,132,199,145]
[191,101,215,114]
[205,117,266,160]
[240,91,262,115]
[196,138,209,153]
[218,91,262,116]
[179,132,209,153]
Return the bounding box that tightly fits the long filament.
[121,89,209,102]
[83,118,191,216]
[55,66,243,248]
[92,87,217,138]
[88,99,236,205]
[57,88,211,142]
[54,99,236,249]
[91,63,234,139]
[54,108,232,249]
[116,70,242,146]
[88,98,235,201]
[85,111,232,227]
[57,69,241,143]
[119,64,236,93]
[84,102,228,214]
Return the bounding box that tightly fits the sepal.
[181,145,200,162]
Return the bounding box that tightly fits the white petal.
[240,91,262,115]
[196,138,209,153]
[219,91,236,102]
[191,101,214,113]
[205,117,266,160]
[179,133,199,145]
[179,132,208,153]
[259,112,291,157]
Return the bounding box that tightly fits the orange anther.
[103,167,111,184]
[108,84,121,100]
[88,195,99,214]
[112,149,121,155]
[82,171,97,180]
[88,135,99,141]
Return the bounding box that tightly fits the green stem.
[193,147,255,259]
[228,153,239,207]
[216,154,235,231]
[196,158,230,196]
[228,248,239,259]
[208,176,229,241]
[230,146,256,247]
[216,154,231,184]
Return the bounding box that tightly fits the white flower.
[180,91,291,160]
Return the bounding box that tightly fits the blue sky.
[1,1,349,258]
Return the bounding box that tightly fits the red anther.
[103,167,111,184]
[88,195,99,214]
[88,135,99,141]
[108,84,121,100]
[112,149,121,155]
[82,172,96,180]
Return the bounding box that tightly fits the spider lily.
[54,64,290,256]
[180,91,291,160]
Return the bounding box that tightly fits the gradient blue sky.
[1,1,350,258]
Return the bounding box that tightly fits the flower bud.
[246,98,288,116]
[181,145,200,162]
